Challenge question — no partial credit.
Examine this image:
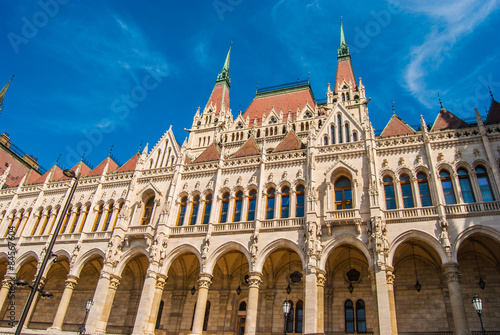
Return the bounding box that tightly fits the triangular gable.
[118,153,139,172]
[87,158,119,177]
[231,137,261,159]
[193,142,220,164]
[486,99,500,124]
[184,155,192,165]
[335,58,357,94]
[380,114,416,138]
[205,82,230,115]
[30,165,63,184]
[273,131,305,153]
[431,108,468,131]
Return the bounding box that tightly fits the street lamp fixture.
[472,295,486,335]
[282,300,291,335]
[78,298,93,335]
[191,285,196,295]
[15,169,80,335]
[12,279,54,299]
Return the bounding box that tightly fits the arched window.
[281,187,290,218]
[417,173,432,207]
[286,301,294,333]
[92,205,103,232]
[266,188,275,219]
[239,301,247,311]
[324,136,328,145]
[345,123,350,142]
[440,171,456,204]
[155,300,164,329]
[400,174,414,208]
[338,115,343,143]
[79,205,90,233]
[203,194,212,224]
[295,300,304,333]
[142,197,155,225]
[346,92,350,101]
[257,129,260,138]
[300,123,304,132]
[296,185,305,217]
[203,301,210,331]
[190,195,200,225]
[335,177,352,210]
[60,205,72,234]
[102,202,114,231]
[342,93,346,101]
[384,177,396,210]
[331,125,336,144]
[247,190,257,221]
[345,300,355,333]
[31,209,43,235]
[476,166,494,201]
[220,193,230,223]
[177,196,187,226]
[353,131,358,142]
[40,208,52,235]
[458,169,475,203]
[356,300,366,333]
[234,191,243,222]
[111,202,123,230]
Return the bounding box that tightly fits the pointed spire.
[216,42,232,86]
[438,93,444,109]
[338,18,350,58]
[489,86,494,100]
[392,101,395,114]
[0,75,14,114]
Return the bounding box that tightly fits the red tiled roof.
[335,58,357,94]
[184,155,192,165]
[380,114,416,138]
[431,108,468,131]
[193,142,220,163]
[243,87,315,127]
[273,131,305,153]
[231,137,261,158]
[118,154,139,172]
[205,82,230,115]
[486,99,500,124]
[58,162,92,181]
[87,158,119,177]
[29,165,63,184]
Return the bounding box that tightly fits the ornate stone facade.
[0,24,499,335]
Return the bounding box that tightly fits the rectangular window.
[281,196,289,218]
[247,198,256,221]
[441,180,456,204]
[478,177,494,202]
[234,201,242,222]
[203,202,211,224]
[459,178,475,203]
[266,197,275,219]
[401,184,414,208]
[384,185,396,209]
[220,201,229,223]
[418,182,432,207]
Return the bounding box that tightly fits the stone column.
[86,272,120,334]
[0,277,13,312]
[385,267,398,335]
[374,269,395,335]
[244,272,262,335]
[303,268,318,334]
[144,275,167,335]
[189,274,212,335]
[442,263,469,335]
[132,271,167,335]
[317,270,326,333]
[49,275,78,331]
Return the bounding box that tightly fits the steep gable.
[118,153,139,172]
[87,158,119,177]
[231,137,261,158]
[193,142,220,163]
[431,108,468,131]
[485,99,500,124]
[273,131,305,153]
[380,114,416,138]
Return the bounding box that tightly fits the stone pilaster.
[49,275,79,331]
[442,263,469,335]
[304,267,318,334]
[385,267,398,335]
[0,277,13,312]
[244,272,262,335]
[189,274,212,335]
[86,271,120,334]
[24,277,45,328]
[374,267,395,335]
[317,270,326,333]
[133,271,167,335]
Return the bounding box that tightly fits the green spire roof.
[216,43,231,86]
[338,18,350,58]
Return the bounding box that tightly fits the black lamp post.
[282,300,291,335]
[15,169,79,335]
[472,294,486,335]
[78,298,93,335]
[12,279,54,298]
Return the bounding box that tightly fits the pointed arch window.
[353,131,358,142]
[247,190,257,221]
[31,209,43,236]
[400,174,414,208]
[142,197,155,225]
[458,169,475,203]
[440,171,456,204]
[331,125,336,144]
[417,173,432,207]
[296,185,305,217]
[69,206,81,234]
[335,177,352,210]
[266,188,275,219]
[220,193,230,223]
[338,115,343,143]
[190,195,200,225]
[60,205,72,234]
[476,166,494,201]
[92,204,103,232]
[177,196,187,226]
[203,194,212,224]
[295,300,304,333]
[233,191,243,222]
[102,202,114,231]
[281,187,290,218]
[345,123,350,142]
[384,176,396,210]
[324,135,328,145]
[345,300,355,333]
[356,299,366,333]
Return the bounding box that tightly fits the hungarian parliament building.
[0,24,499,335]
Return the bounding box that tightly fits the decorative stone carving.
[268,173,273,181]
[198,275,212,290]
[105,235,124,267]
[398,157,405,166]
[474,148,480,157]
[249,231,259,265]
[149,233,168,266]
[382,159,388,168]
[201,235,211,268]
[70,241,82,268]
[437,152,444,162]
[455,149,462,161]
[439,216,451,254]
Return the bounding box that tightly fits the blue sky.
[1,0,499,171]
